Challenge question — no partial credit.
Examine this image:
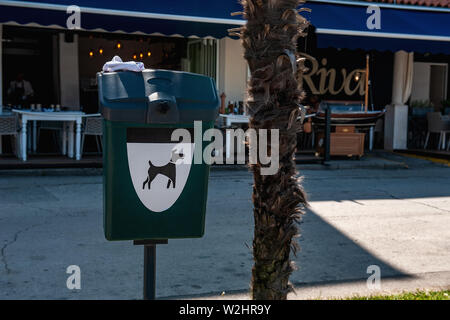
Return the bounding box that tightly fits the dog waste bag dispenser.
[98,70,219,241]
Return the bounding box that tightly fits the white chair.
[0,115,20,157]
[424,112,450,150]
[81,114,103,156]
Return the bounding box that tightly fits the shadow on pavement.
[293,207,408,284]
[158,204,409,299]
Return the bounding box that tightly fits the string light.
[99,47,104,55]
[132,53,137,60]
[139,52,144,59]
[147,51,152,57]
[116,42,122,49]
[89,50,94,58]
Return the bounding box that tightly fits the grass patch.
[349,290,450,300]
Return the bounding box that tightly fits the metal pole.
[215,39,220,90]
[143,244,156,300]
[365,54,370,113]
[134,239,168,300]
[324,106,331,163]
[369,54,375,111]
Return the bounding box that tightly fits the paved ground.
[0,154,449,299]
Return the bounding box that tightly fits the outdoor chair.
[424,112,450,150]
[0,115,20,157]
[37,121,64,153]
[81,114,103,156]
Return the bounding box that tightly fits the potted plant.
[410,100,434,117]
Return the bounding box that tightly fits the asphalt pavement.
[0,154,449,299]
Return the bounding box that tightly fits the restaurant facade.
[0,0,449,160]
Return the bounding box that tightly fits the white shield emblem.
[127,142,194,212]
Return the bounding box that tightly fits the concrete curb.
[211,165,250,172]
[299,161,409,171]
[0,167,103,176]
[211,159,410,171]
[1,154,444,176]
[0,161,408,176]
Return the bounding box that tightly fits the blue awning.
[305,0,450,54]
[0,0,449,52]
[317,33,450,54]
[0,0,244,38]
[307,1,450,39]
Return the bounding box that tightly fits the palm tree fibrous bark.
[231,0,309,300]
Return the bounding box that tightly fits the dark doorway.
[2,25,58,106]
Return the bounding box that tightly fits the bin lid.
[97,69,219,123]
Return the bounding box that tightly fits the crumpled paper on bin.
[102,55,145,72]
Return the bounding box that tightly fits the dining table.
[12,109,85,161]
[219,112,312,159]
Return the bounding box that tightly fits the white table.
[12,109,85,161]
[219,114,250,159]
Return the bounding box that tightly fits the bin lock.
[146,92,179,124]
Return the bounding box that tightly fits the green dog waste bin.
[98,70,219,241]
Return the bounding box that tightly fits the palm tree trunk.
[232,0,309,300]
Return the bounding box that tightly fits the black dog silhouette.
[142,149,184,190]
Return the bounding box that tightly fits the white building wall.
[218,37,247,104]
[410,62,431,102]
[59,33,80,109]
